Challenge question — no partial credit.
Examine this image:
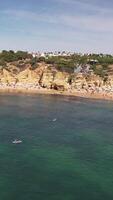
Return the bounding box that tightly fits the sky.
[0,0,113,53]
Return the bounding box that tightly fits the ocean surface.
[0,94,113,200]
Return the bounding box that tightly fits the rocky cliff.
[0,62,113,93]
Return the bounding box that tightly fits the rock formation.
[0,62,113,94]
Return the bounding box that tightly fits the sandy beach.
[0,86,113,101]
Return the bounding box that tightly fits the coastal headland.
[1,51,113,101]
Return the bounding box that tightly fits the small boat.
[12,139,22,144]
[52,118,57,122]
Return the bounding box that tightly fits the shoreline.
[0,87,113,101]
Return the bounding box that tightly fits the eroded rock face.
[86,74,103,88]
[105,75,113,88]
[17,68,39,84]
[71,73,87,89]
[40,69,55,89]
[0,69,17,84]
[52,71,70,90]
[0,62,111,92]
[71,72,104,91]
[40,69,70,90]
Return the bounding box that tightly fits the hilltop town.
[1,50,113,100]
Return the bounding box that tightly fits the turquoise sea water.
[0,94,113,200]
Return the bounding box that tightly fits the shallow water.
[0,94,113,200]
